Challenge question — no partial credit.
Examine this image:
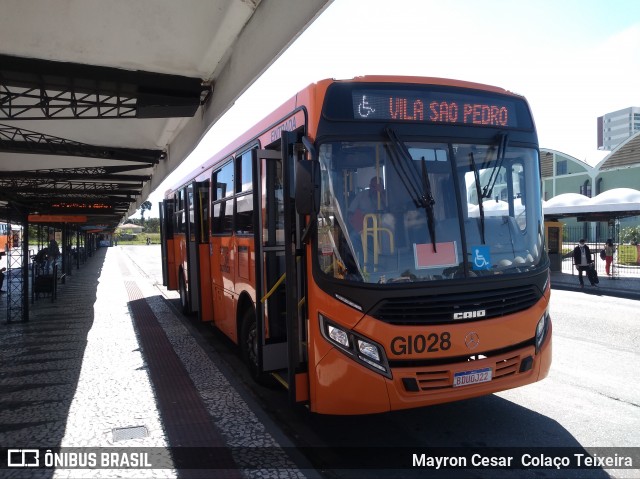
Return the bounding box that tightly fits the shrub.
[620,226,640,245]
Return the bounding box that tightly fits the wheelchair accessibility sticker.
[472,246,491,270]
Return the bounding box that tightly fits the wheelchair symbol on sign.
[358,95,375,117]
[473,247,491,270]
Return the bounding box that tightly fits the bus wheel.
[179,273,190,314]
[240,309,271,385]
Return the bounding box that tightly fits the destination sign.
[351,89,519,126]
[28,214,88,223]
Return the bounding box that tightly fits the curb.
[551,283,640,301]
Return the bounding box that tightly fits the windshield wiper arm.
[384,126,437,252]
[420,156,437,251]
[469,152,486,244]
[384,127,422,204]
[482,133,509,199]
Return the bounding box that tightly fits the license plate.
[453,367,492,387]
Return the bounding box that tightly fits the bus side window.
[172,193,181,234]
[179,189,187,234]
[237,150,253,193]
[188,185,195,239]
[212,161,234,234]
[199,180,210,242]
[235,150,254,235]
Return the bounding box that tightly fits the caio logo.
[453,309,486,320]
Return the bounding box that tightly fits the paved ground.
[0,246,310,479]
[550,264,640,300]
[0,246,637,478]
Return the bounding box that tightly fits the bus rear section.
[160,181,213,322]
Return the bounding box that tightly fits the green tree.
[139,201,152,223]
[621,226,640,245]
[144,218,160,234]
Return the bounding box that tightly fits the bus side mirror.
[295,159,320,216]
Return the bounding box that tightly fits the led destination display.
[352,89,519,126]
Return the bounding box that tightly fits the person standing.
[47,233,60,274]
[604,238,615,276]
[0,267,6,293]
[572,239,597,288]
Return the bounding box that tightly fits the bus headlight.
[358,339,380,362]
[535,310,549,352]
[319,314,391,379]
[328,324,350,348]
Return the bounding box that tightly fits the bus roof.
[166,75,526,196]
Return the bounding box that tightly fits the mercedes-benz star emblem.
[465,332,480,350]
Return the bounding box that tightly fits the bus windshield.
[316,139,544,284]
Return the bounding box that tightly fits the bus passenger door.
[255,132,309,405]
[282,131,310,405]
[255,147,288,375]
[159,199,177,290]
[182,184,199,314]
[186,180,213,322]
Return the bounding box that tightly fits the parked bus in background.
[0,223,21,252]
[160,76,551,415]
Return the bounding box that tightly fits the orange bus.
[160,76,551,415]
[0,223,21,252]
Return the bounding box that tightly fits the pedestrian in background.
[604,238,615,276]
[572,239,597,288]
[47,233,60,274]
[0,267,6,292]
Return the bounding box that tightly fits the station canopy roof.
[543,188,640,222]
[0,0,330,230]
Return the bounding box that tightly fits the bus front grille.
[412,353,522,391]
[369,285,541,325]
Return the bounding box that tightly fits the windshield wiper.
[419,156,437,252]
[384,127,437,252]
[481,133,509,200]
[468,152,486,244]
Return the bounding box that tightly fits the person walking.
[572,239,597,288]
[604,238,615,276]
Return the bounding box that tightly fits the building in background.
[543,131,640,201]
[541,130,640,242]
[597,106,640,151]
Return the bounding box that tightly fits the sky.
[140,0,640,218]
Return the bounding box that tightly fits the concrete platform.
[0,246,309,478]
[551,266,640,301]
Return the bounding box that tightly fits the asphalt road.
[123,245,640,479]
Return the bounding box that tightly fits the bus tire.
[179,272,191,315]
[240,308,271,385]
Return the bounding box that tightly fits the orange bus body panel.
[165,238,178,291]
[234,236,256,302]
[311,323,551,415]
[313,349,390,415]
[306,267,551,414]
[210,235,237,341]
[198,243,213,321]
